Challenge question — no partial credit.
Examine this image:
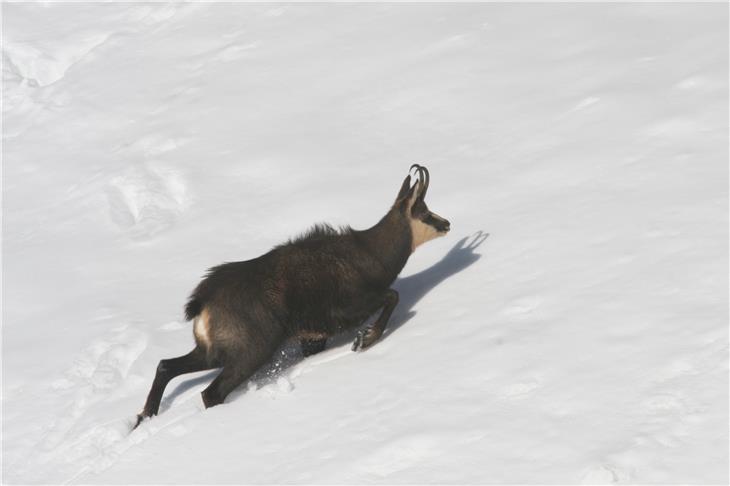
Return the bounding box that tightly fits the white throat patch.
[410,218,442,251]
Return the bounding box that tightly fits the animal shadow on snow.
[162,231,489,408]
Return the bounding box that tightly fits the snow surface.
[2,2,728,484]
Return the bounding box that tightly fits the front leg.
[352,289,399,351]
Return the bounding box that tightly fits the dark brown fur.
[134,165,449,428]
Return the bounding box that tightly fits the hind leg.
[201,345,280,408]
[300,334,327,357]
[135,346,214,429]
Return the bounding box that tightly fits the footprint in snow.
[106,162,188,240]
[9,325,149,483]
[42,325,148,450]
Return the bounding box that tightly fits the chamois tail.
[185,297,203,321]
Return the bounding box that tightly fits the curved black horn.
[418,165,430,199]
[408,164,429,200]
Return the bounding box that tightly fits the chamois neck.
[357,209,412,282]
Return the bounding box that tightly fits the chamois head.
[394,164,451,251]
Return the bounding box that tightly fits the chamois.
[134,164,450,429]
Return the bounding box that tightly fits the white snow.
[2,3,728,484]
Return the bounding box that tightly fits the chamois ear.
[395,178,419,211]
[395,174,412,202]
[403,179,420,210]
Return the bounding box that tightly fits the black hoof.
[132,413,145,431]
[202,391,224,409]
[352,328,378,352]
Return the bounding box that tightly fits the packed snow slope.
[2,3,728,484]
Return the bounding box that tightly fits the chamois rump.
[134,165,450,429]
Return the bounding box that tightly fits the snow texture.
[2,3,728,484]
